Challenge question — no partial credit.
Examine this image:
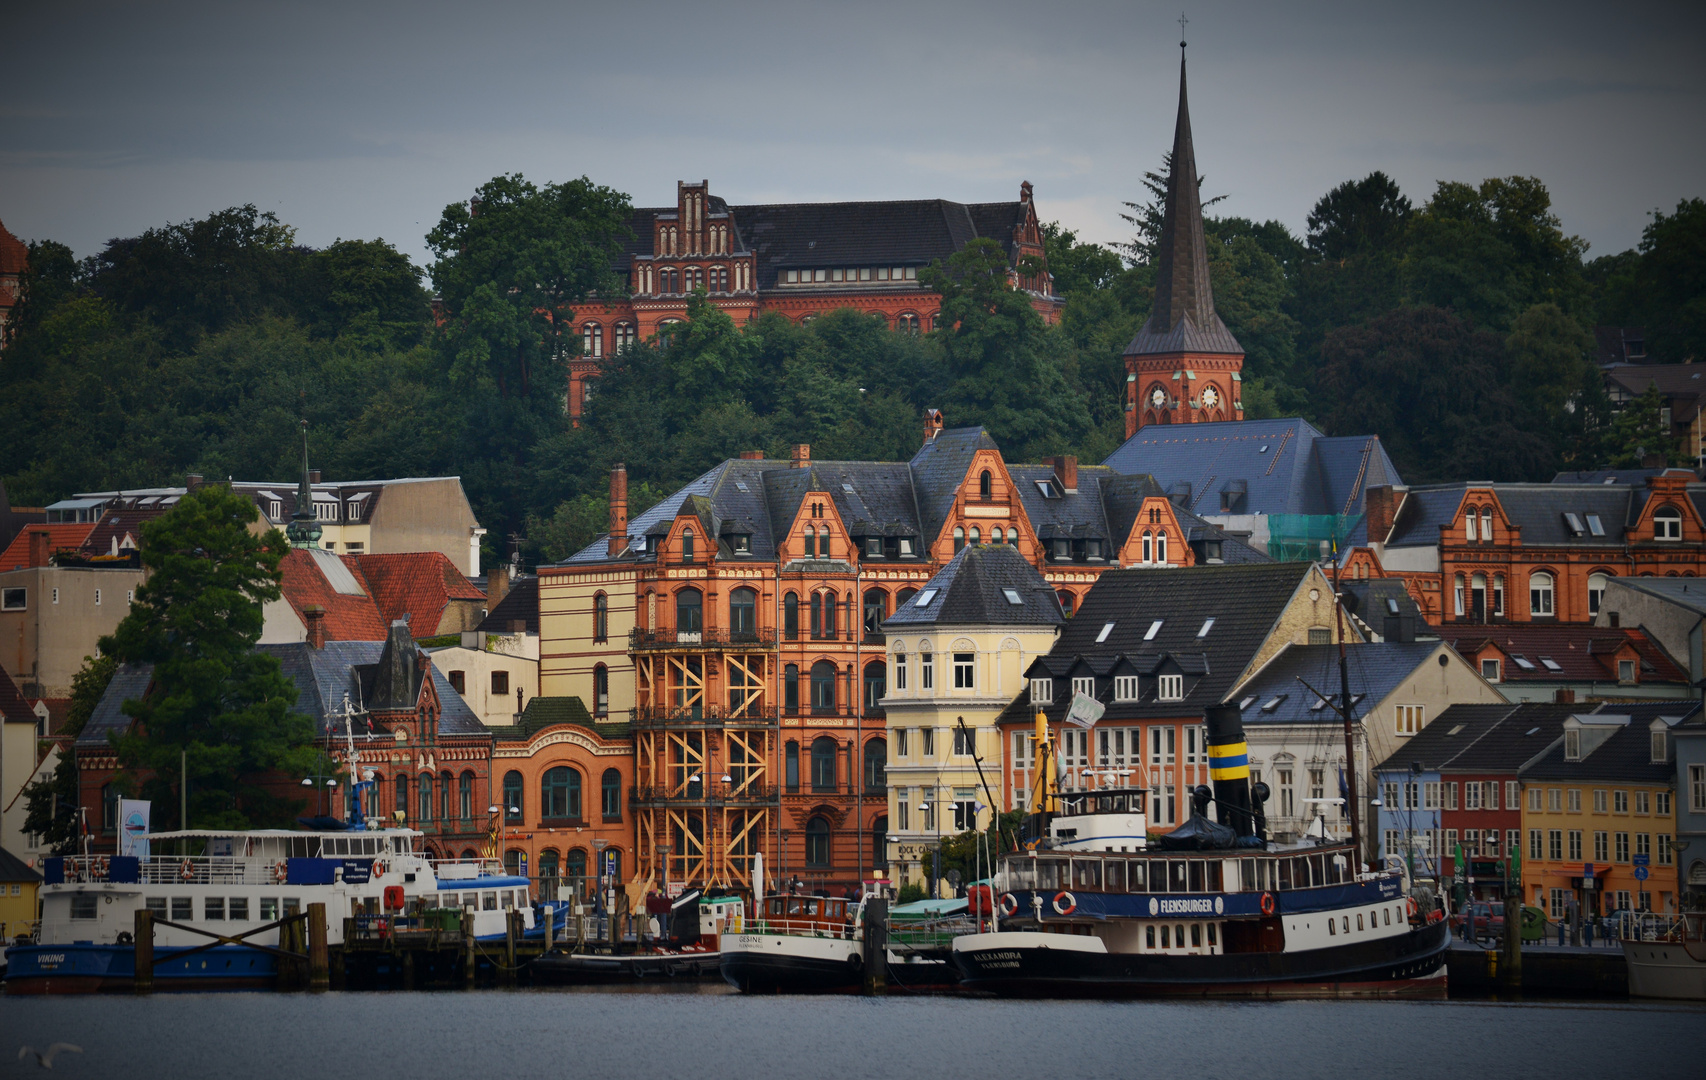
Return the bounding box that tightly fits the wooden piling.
[1500,904,1523,994]
[307,902,330,992]
[133,909,153,995]
[462,916,476,989]
[502,910,519,986]
[861,896,888,996]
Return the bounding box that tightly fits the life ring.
[1406,896,1418,920]
[92,856,110,880]
[273,861,289,883]
[1052,891,1077,916]
[372,859,387,878]
[999,892,1020,917]
[1260,892,1276,916]
[179,859,195,882]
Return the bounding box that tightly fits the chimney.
[304,604,327,649]
[739,450,764,460]
[1364,485,1397,542]
[608,464,628,557]
[27,526,51,569]
[488,564,510,608]
[308,470,321,485]
[1050,455,1078,493]
[186,473,204,490]
[1554,688,1576,705]
[1020,180,1033,204]
[1383,613,1416,644]
[922,408,944,446]
[791,444,811,469]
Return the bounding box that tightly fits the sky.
[4,0,1703,270]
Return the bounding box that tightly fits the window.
[1651,728,1667,762]
[954,652,975,689]
[731,587,757,638]
[1308,628,1332,645]
[1565,728,1581,759]
[582,323,603,357]
[1568,830,1582,860]
[1465,782,1482,811]
[1071,676,1095,700]
[395,775,409,820]
[952,727,975,757]
[1493,575,1505,616]
[502,772,523,822]
[922,727,935,757]
[1548,830,1562,860]
[459,771,473,821]
[979,470,993,500]
[1615,832,1629,861]
[1,588,24,611]
[542,767,581,820]
[602,769,622,821]
[1158,674,1184,701]
[1654,505,1682,540]
[614,322,636,351]
[447,670,466,695]
[862,589,885,637]
[864,739,886,790]
[811,660,837,715]
[863,660,886,712]
[593,664,609,716]
[101,783,118,834]
[1658,833,1673,864]
[784,593,799,640]
[784,663,799,714]
[418,774,434,821]
[1030,677,1052,704]
[1657,790,1671,815]
[1447,782,1460,811]
[1481,509,1493,542]
[491,670,510,696]
[811,737,838,792]
[921,653,934,690]
[680,528,695,561]
[1614,790,1628,813]
[675,587,702,633]
[1395,705,1423,736]
[895,650,908,691]
[897,312,919,334]
[1482,658,1501,682]
[1529,829,1542,860]
[1453,575,1464,617]
[1595,831,1609,861]
[1114,676,1139,702]
[1057,590,1075,618]
[593,592,608,642]
[1465,510,1478,541]
[1529,572,1554,616]
[1588,572,1610,616]
[785,741,800,792]
[1506,780,1520,810]
[1569,788,1583,812]
[897,728,909,757]
[953,526,965,553]
[805,816,831,866]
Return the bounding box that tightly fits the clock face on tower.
[1150,387,1167,408]
[1202,385,1220,407]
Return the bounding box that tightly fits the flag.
[118,799,151,861]
[1062,692,1105,730]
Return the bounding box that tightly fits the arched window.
[806,815,832,866]
[894,648,907,690]
[1465,508,1478,542]
[1057,590,1076,618]
[992,526,1004,544]
[1142,531,1153,563]
[811,660,838,715]
[675,587,702,633]
[864,737,887,790]
[969,526,981,544]
[812,736,839,791]
[593,664,609,716]
[979,470,993,500]
[582,323,603,357]
[1471,573,1487,621]
[593,592,608,642]
[896,587,917,608]
[613,322,636,351]
[1481,509,1493,542]
[565,848,588,880]
[863,588,886,638]
[954,526,966,553]
[1453,574,1465,617]
[810,592,824,639]
[823,591,838,638]
[418,773,434,821]
[102,783,118,834]
[784,663,800,715]
[602,768,622,821]
[863,659,886,713]
[680,527,695,562]
[785,740,800,791]
[502,771,523,822]
[395,775,408,820]
[897,312,920,334]
[1156,533,1166,564]
[459,771,474,822]
[542,766,581,820]
[783,592,799,640]
[538,849,559,881]
[730,586,757,638]
[1655,505,1683,540]
[1530,571,1555,617]
[1589,571,1611,615]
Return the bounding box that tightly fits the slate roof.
[1370,703,1574,774]
[1382,478,1706,549]
[0,846,41,884]
[1604,363,1706,424]
[1520,703,1697,783]
[0,523,98,571]
[885,544,1065,629]
[486,695,630,743]
[478,576,538,634]
[78,509,165,557]
[0,664,35,722]
[1102,419,1402,527]
[997,562,1317,725]
[1602,575,1706,618]
[79,643,486,750]
[1552,469,1664,486]
[1231,642,1448,728]
[1339,579,1425,628]
[1439,625,1688,687]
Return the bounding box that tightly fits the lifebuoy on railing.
[273,861,289,884]
[1260,892,1276,916]
[1052,891,1077,916]
[92,856,110,880]
[179,859,195,882]
[372,859,388,878]
[999,892,1020,917]
[1406,896,1418,920]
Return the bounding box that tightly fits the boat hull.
[532,950,721,984]
[720,932,864,993]
[1622,939,1706,1001]
[3,942,279,995]
[952,920,1450,999]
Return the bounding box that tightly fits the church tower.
[1123,48,1244,438]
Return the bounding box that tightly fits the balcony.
[629,627,779,652]
[628,783,781,808]
[630,704,780,730]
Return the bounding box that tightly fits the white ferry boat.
[1621,912,1706,1001]
[3,826,536,994]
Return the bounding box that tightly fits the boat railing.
[753,916,856,939]
[3,918,41,945]
[1621,911,1706,943]
[430,857,506,880]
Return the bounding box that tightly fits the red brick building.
[561,180,1062,418]
[0,218,26,347]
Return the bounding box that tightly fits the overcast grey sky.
[4,1,1702,268]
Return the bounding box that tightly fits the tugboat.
[1621,911,1706,1001]
[950,702,1451,998]
[531,888,744,984]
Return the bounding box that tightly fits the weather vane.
[1178,11,1188,48]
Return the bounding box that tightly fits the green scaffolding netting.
[1267,513,1365,563]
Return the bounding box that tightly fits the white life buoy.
[1052,891,1077,916]
[999,892,1020,917]
[179,859,195,882]
[273,861,289,883]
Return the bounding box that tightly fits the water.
[2,986,1699,1080]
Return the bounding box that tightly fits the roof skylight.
[734,481,749,492]
[1512,655,1536,670]
[1002,588,1024,606]
[1144,620,1163,641]
[842,483,855,494]
[1197,617,1215,638]
[1586,514,1605,536]
[1096,622,1115,643]
[1447,724,1465,736]
[1539,657,1563,672]
[1261,695,1286,713]
[1565,512,1585,536]
[915,589,938,607]
[1238,695,1256,710]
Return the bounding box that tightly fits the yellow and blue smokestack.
[1205,703,1256,837]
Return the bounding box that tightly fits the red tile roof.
[1443,624,1687,685]
[351,552,485,637]
[80,510,166,557]
[0,523,98,572]
[278,549,388,641]
[0,219,26,279]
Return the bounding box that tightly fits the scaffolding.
[1267,513,1365,563]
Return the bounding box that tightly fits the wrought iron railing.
[630,704,780,728]
[629,627,779,651]
[629,783,781,807]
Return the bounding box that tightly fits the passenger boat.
[949,703,1451,999]
[3,826,537,994]
[531,890,744,983]
[1621,912,1706,1001]
[720,890,969,994]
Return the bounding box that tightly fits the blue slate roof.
[1231,642,1446,728]
[1381,481,1696,549]
[884,544,1064,629]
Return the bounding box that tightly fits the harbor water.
[1,986,1699,1080]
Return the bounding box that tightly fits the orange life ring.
[179,859,195,881]
[1260,891,1276,916]
[372,859,387,878]
[92,856,110,880]
[1406,896,1418,920]
[999,892,1020,917]
[273,861,289,883]
[1052,890,1077,916]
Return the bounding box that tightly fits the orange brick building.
[0,218,26,347]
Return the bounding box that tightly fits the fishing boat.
[531,890,743,983]
[949,701,1451,998]
[3,825,537,994]
[1621,912,1706,1001]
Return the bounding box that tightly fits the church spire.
[286,419,322,549]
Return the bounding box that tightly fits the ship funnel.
[1205,703,1256,837]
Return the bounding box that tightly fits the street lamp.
[302,774,339,816]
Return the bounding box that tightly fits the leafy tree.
[1040,223,1124,297]
[1506,302,1604,465]
[1596,198,1706,362]
[21,654,117,853]
[527,481,669,563]
[1,239,79,349]
[1305,171,1413,261]
[1606,382,1685,468]
[302,238,431,351]
[105,485,318,829]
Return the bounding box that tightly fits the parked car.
[1452,901,1505,941]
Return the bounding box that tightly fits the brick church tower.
[1123,50,1244,438]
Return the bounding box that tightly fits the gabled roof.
[78,509,165,557]
[910,427,1000,547]
[998,562,1316,724]
[1383,480,1695,549]
[0,846,41,884]
[1602,575,1706,618]
[354,552,485,636]
[1232,642,1447,728]
[0,664,35,723]
[0,523,98,571]
[486,695,630,743]
[1439,625,1687,686]
[885,544,1064,629]
[1370,702,1534,773]
[478,576,538,634]
[279,549,388,641]
[0,219,26,279]
[1519,702,1697,783]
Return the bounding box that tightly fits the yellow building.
[880,545,1064,889]
[1519,711,1682,919]
[0,846,41,941]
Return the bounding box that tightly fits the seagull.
[18,1045,82,1069]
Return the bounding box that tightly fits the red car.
[1452,901,1505,941]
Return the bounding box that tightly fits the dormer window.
[1564,728,1581,761]
[1071,676,1095,699]
[1651,728,1666,762]
[1654,505,1682,540]
[1051,538,1070,561]
[1619,659,1636,684]
[680,528,695,562]
[730,534,751,554]
[1157,674,1184,702]
[1086,538,1104,561]
[1030,678,1052,704]
[865,536,882,557]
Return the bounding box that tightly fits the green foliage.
[896,882,927,904]
[1506,302,1605,466]
[1596,198,1706,362]
[22,654,117,853]
[105,486,319,829]
[1606,382,1686,468]
[528,481,669,563]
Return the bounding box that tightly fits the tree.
[527,481,669,564]
[105,485,319,828]
[1596,198,1706,362]
[21,654,117,853]
[1606,382,1685,469]
[1040,223,1123,297]
[1306,172,1413,261]
[1506,302,1603,465]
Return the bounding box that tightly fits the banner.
[118,799,151,861]
[1062,692,1105,730]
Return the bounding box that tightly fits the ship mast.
[1331,545,1362,865]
